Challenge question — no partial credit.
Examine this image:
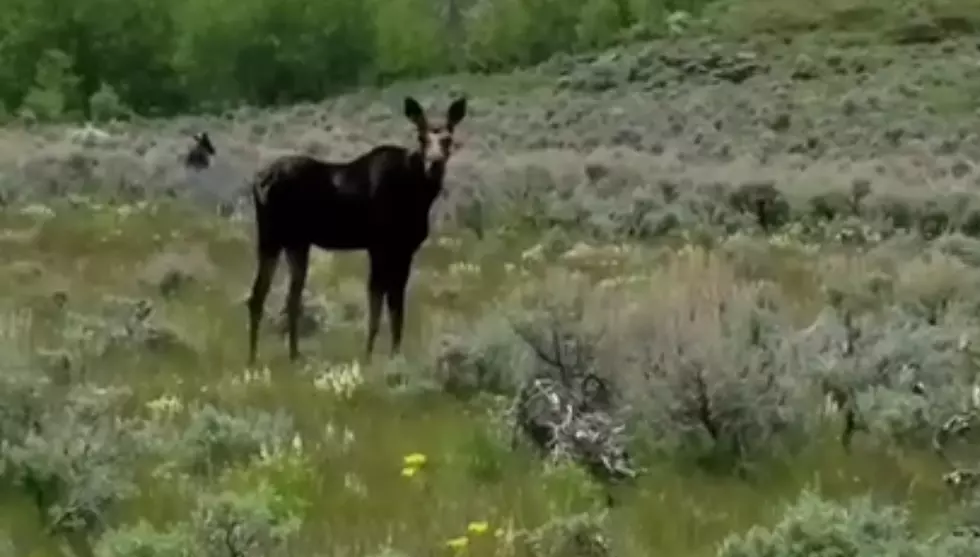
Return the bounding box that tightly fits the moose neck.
[408,152,446,203]
[423,160,446,184]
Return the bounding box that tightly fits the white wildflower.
[521,244,544,263]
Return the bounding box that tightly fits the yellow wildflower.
[445,537,469,550]
[401,466,418,478]
[466,521,489,536]
[403,453,427,467]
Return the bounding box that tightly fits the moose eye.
[439,136,453,149]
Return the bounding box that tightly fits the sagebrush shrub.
[607,254,814,470]
[176,404,296,478]
[935,233,980,268]
[802,305,979,450]
[192,485,302,557]
[1,380,147,554]
[0,368,49,445]
[54,297,194,364]
[96,520,196,557]
[517,510,611,557]
[95,485,303,557]
[89,83,131,123]
[717,489,980,557]
[429,314,534,397]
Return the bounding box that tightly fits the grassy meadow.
[1,198,974,557]
[4,10,980,557]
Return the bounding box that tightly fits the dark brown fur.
[184,132,216,170]
[247,96,468,364]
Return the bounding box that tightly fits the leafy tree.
[21,49,81,121]
[0,0,714,118]
[171,0,375,109]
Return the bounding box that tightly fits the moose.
[246,96,468,365]
[184,132,217,170]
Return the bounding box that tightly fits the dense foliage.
[0,0,716,120]
[2,0,976,121]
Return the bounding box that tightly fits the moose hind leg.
[284,246,311,361]
[248,249,281,366]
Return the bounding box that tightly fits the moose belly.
[301,211,431,252]
[293,208,373,251]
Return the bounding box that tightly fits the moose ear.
[195,132,216,154]
[404,97,426,128]
[446,97,467,130]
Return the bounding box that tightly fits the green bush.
[89,83,131,122]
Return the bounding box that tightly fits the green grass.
[0,199,965,556]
